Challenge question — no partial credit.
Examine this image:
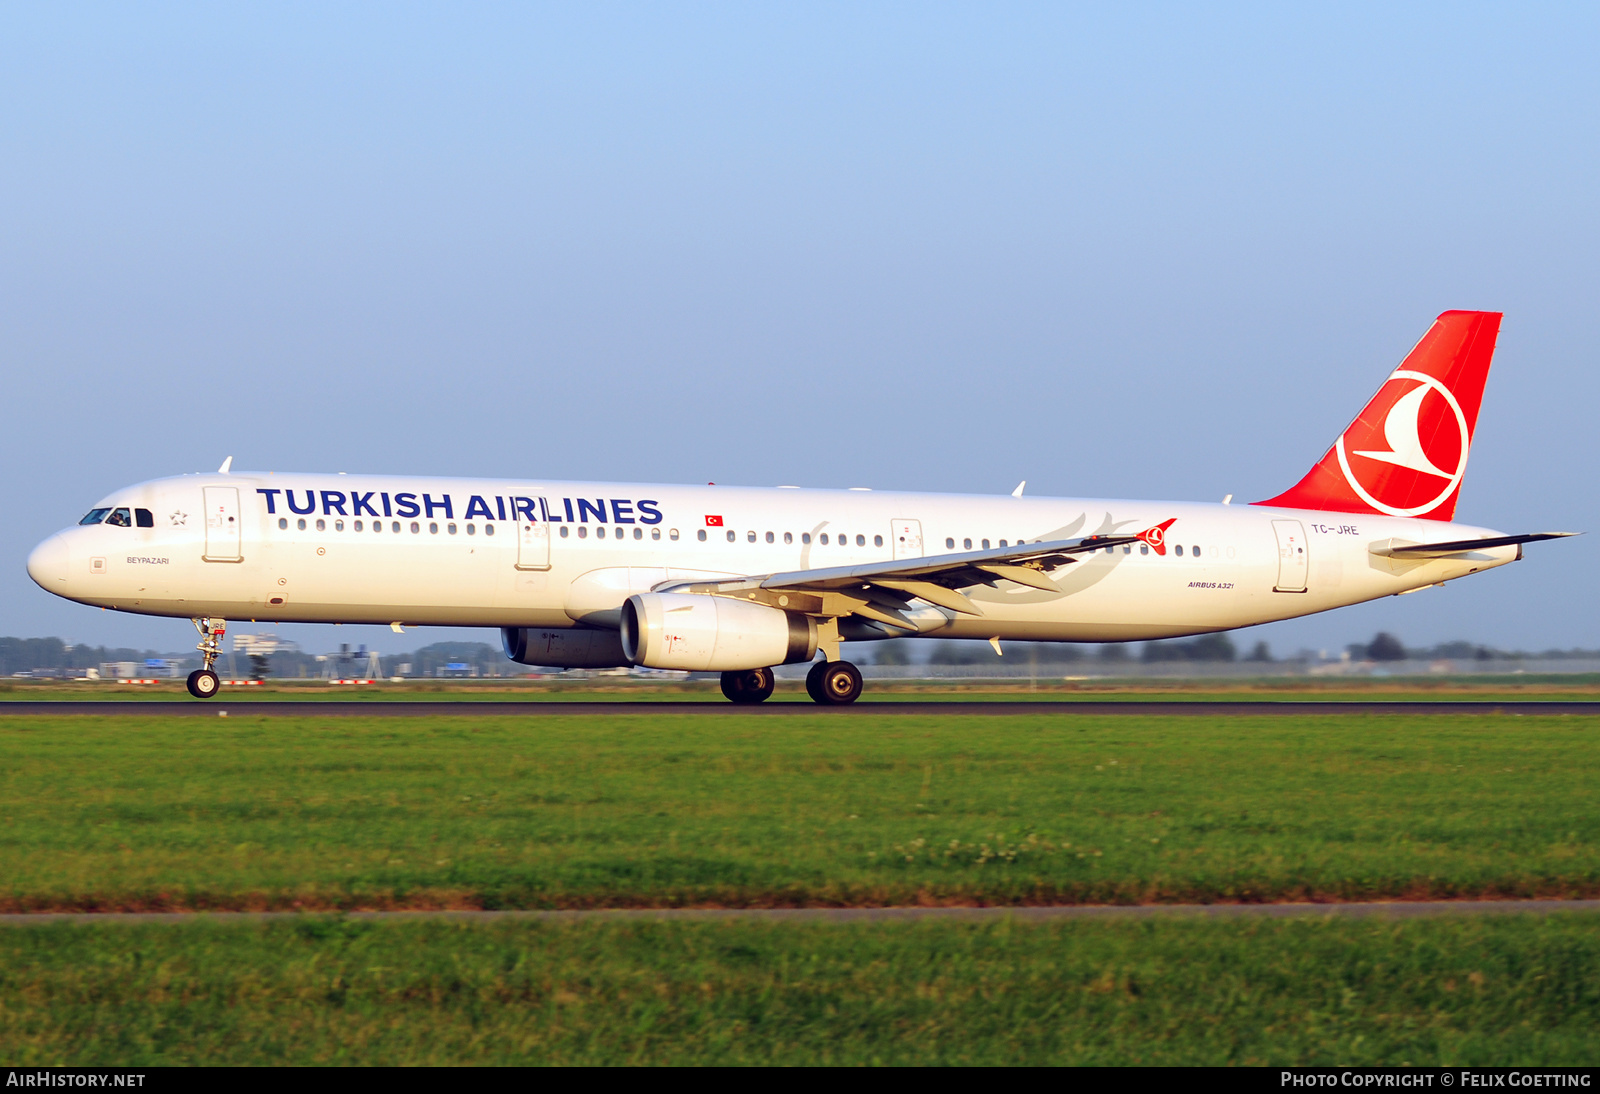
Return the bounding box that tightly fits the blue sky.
[2,3,1595,657]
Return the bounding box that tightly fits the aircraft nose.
[26,534,69,591]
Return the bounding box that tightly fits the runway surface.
[1,699,1598,716]
[2,899,1596,926]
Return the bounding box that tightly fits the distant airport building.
[233,633,300,657]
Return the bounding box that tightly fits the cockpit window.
[79,508,111,526]
[104,508,133,528]
[135,509,154,528]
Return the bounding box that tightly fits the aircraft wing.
[654,530,1150,628]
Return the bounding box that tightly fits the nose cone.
[27,534,69,592]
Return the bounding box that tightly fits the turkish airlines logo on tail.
[1334,369,1470,517]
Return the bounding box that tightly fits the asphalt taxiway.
[0,700,1597,716]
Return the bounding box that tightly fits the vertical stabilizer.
[1254,310,1501,521]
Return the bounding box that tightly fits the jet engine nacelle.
[502,626,630,669]
[620,593,817,671]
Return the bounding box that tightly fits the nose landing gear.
[186,617,226,699]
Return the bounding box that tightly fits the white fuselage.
[27,472,1519,644]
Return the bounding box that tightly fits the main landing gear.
[720,667,776,704]
[805,660,862,705]
[186,617,226,699]
[717,660,864,704]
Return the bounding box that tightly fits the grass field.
[3,913,1597,1064]
[4,705,1597,1065]
[0,709,1595,911]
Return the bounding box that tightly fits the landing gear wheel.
[186,669,220,699]
[720,667,776,704]
[809,660,862,705]
[805,660,829,703]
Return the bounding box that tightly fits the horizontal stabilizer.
[1370,532,1579,559]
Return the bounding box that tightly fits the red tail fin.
[1254,310,1501,521]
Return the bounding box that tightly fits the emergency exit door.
[516,498,551,571]
[1271,519,1308,593]
[202,486,242,562]
[891,519,924,559]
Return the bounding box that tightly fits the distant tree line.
[0,637,182,677]
[864,633,1600,667]
[5,632,1600,678]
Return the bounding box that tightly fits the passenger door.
[516,498,551,571]
[202,486,242,562]
[891,519,924,560]
[1271,519,1308,593]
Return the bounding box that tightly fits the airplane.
[26,310,1575,703]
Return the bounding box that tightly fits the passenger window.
[802,533,811,544]
[855,535,865,546]
[697,529,706,542]
[820,533,829,545]
[335,520,344,532]
[783,532,792,544]
[946,537,955,549]
[278,517,288,530]
[106,508,132,528]
[316,519,326,531]
[298,519,307,531]
[560,526,569,538]
[78,508,111,526]
[963,538,972,549]
[135,509,154,528]
[873,535,883,547]
[765,531,774,544]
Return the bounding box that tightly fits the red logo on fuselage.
[1138,519,1177,556]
